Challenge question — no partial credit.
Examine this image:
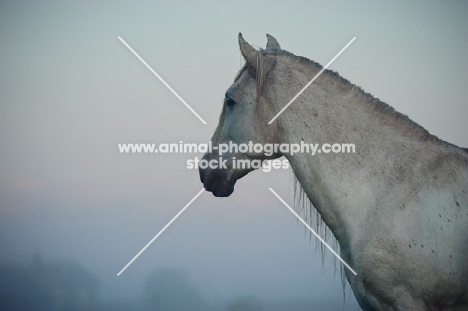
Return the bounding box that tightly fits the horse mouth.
[200,168,236,197]
[204,179,235,197]
[199,152,254,197]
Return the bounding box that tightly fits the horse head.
[199,34,285,197]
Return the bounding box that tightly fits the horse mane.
[237,48,446,146]
[291,171,349,294]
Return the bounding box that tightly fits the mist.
[1,0,467,310]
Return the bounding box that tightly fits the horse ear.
[266,34,280,49]
[238,33,257,68]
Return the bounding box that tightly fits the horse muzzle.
[199,152,251,197]
[199,159,235,197]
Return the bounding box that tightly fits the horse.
[199,33,468,311]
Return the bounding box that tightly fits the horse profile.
[199,33,468,310]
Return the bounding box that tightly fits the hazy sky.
[1,0,467,308]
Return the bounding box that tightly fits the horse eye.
[225,97,236,107]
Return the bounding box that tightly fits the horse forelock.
[234,49,266,97]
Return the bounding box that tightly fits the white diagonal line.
[118,36,207,125]
[117,188,205,276]
[268,37,356,124]
[268,188,357,276]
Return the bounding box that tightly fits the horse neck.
[279,80,441,250]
